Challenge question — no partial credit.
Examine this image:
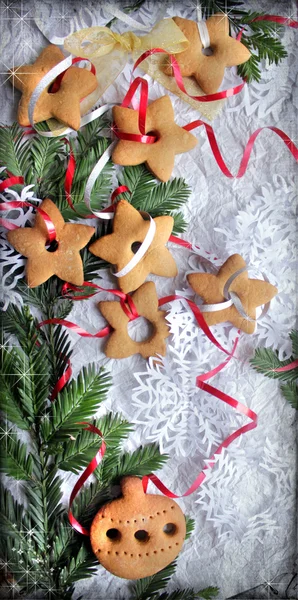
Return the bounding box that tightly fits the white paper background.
[0,1,297,599]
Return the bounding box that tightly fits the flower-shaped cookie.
[89,200,177,293]
[164,15,251,94]
[112,96,198,182]
[187,254,278,333]
[7,199,95,287]
[9,45,97,129]
[98,282,170,358]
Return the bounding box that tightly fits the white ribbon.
[114,216,156,278]
[28,55,73,127]
[84,140,117,219]
[197,20,211,50]
[104,3,150,31]
[196,2,211,51]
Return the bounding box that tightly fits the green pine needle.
[132,560,177,600]
[0,123,31,177]
[0,429,34,480]
[280,381,298,410]
[118,165,190,234]
[115,443,169,478]
[58,545,99,589]
[42,366,111,443]
[57,414,132,474]
[250,347,297,383]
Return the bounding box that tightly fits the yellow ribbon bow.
[63,19,189,109]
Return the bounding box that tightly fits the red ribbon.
[50,57,96,94]
[0,175,24,192]
[133,48,246,104]
[68,422,106,536]
[49,360,72,402]
[270,359,298,372]
[0,176,57,242]
[132,14,298,104]
[183,121,298,178]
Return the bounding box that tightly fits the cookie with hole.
[7,198,95,287]
[98,281,170,359]
[89,200,177,293]
[90,476,186,579]
[187,253,278,333]
[163,15,251,94]
[9,45,97,129]
[112,95,198,182]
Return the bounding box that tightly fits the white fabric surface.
[0,1,297,599]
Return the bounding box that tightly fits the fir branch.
[250,348,298,382]
[26,126,67,197]
[114,443,168,478]
[0,123,31,177]
[58,545,98,589]
[57,414,132,474]
[119,165,157,205]
[185,516,195,540]
[0,485,31,540]
[0,429,34,480]
[132,561,177,600]
[57,136,113,220]
[118,165,190,234]
[0,346,33,428]
[42,366,111,443]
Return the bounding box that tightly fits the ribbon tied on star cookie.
[187,253,278,334]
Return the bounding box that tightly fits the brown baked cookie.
[90,476,186,579]
[9,45,97,129]
[187,254,278,334]
[163,15,251,94]
[112,96,198,182]
[7,199,95,288]
[89,200,177,293]
[98,281,170,359]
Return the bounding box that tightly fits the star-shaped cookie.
[9,45,97,129]
[98,282,170,359]
[187,254,278,334]
[163,15,251,94]
[7,199,95,288]
[112,96,198,182]
[89,200,177,293]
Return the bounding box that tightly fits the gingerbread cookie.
[112,96,198,182]
[99,281,169,359]
[7,199,95,288]
[187,254,278,334]
[89,200,177,293]
[9,45,97,129]
[163,15,251,94]
[90,476,186,579]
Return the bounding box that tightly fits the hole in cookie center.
[134,530,149,542]
[201,46,213,56]
[163,523,177,535]
[146,130,160,142]
[45,239,59,253]
[128,316,154,343]
[131,241,142,254]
